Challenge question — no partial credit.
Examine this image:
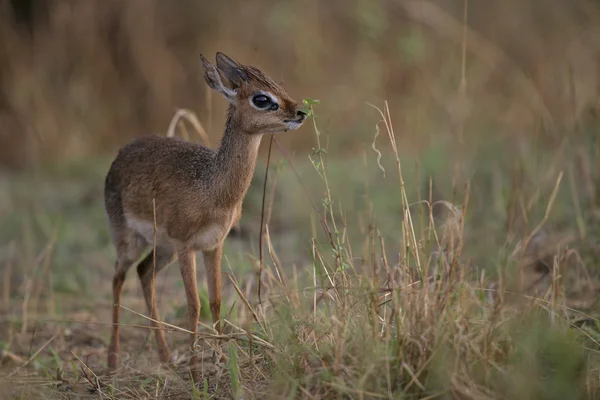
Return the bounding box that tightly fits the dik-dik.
[104,52,306,381]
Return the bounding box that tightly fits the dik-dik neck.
[212,113,262,207]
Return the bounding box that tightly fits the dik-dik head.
[200,52,306,135]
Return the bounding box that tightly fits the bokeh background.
[2,0,598,168]
[1,1,600,397]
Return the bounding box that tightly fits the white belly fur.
[188,223,227,251]
[126,215,170,245]
[126,214,231,251]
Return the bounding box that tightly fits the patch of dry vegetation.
[1,1,600,399]
[2,100,599,399]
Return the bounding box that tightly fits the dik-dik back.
[104,136,217,245]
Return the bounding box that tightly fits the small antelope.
[104,52,306,381]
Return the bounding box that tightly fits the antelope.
[104,52,307,381]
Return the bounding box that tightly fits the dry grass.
[1,1,600,399]
[1,101,599,399]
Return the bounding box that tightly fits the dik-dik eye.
[251,94,279,111]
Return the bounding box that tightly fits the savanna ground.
[1,1,600,399]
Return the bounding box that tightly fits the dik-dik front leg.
[177,247,201,383]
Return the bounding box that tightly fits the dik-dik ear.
[215,52,248,87]
[200,54,237,103]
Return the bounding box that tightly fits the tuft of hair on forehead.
[238,65,283,92]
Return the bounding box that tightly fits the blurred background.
[1,0,598,168]
[1,0,599,299]
[1,0,599,302]
[1,0,600,396]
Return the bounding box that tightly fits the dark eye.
[252,95,271,109]
[252,94,279,110]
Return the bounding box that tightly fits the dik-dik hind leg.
[177,247,201,383]
[203,245,223,333]
[108,233,146,371]
[137,246,177,364]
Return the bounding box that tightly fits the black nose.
[297,110,307,118]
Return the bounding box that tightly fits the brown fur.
[104,52,306,382]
